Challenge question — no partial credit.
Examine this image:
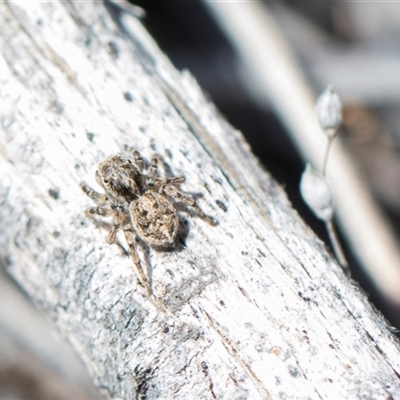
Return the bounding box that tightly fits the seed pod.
[300,164,333,222]
[315,85,342,137]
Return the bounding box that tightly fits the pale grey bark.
[1,1,400,399]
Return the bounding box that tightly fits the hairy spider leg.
[132,149,144,172]
[163,185,217,226]
[148,155,158,179]
[83,204,119,245]
[164,176,186,186]
[106,224,119,244]
[124,226,151,295]
[153,175,185,192]
[85,205,113,217]
[106,207,127,244]
[80,183,107,204]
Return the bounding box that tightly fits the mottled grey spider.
[81,148,216,293]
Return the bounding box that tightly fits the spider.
[80,148,217,294]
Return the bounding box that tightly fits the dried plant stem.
[322,133,349,272]
[326,219,349,276]
[322,136,334,176]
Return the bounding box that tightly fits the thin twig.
[321,131,348,272]
[322,136,333,176]
[326,220,349,276]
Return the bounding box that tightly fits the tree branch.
[1,1,400,399]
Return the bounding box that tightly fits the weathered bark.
[1,1,400,399]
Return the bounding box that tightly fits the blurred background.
[3,0,400,398]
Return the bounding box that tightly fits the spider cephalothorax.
[81,148,216,293]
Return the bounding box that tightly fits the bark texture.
[1,1,400,399]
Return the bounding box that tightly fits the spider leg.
[80,183,107,204]
[124,226,151,295]
[106,224,119,244]
[148,155,158,179]
[106,206,129,244]
[156,175,185,193]
[132,149,144,172]
[85,205,113,217]
[162,186,218,226]
[85,205,121,244]
[161,175,185,187]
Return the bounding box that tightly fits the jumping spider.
[81,148,217,294]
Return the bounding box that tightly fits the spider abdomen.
[130,192,179,247]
